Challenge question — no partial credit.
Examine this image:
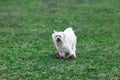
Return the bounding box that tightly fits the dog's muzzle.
[56,38,61,42]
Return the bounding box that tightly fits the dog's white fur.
[52,27,76,58]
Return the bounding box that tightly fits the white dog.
[52,27,76,59]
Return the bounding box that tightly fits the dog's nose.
[57,38,61,42]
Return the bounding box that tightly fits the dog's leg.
[56,49,65,59]
[69,50,76,59]
[59,50,65,57]
[67,46,76,59]
[72,43,76,52]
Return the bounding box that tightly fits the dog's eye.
[55,35,61,38]
[55,36,57,38]
[59,35,61,38]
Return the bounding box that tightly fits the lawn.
[0,0,120,80]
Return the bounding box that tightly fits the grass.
[0,0,120,79]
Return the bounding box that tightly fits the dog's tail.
[64,27,73,33]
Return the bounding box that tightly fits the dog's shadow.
[51,53,76,61]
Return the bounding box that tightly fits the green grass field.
[0,0,120,79]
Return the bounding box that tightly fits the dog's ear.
[54,30,57,33]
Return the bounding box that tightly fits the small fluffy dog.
[52,27,76,59]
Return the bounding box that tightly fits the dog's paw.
[56,54,64,59]
[69,55,76,59]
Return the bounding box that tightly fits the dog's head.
[53,30,65,43]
